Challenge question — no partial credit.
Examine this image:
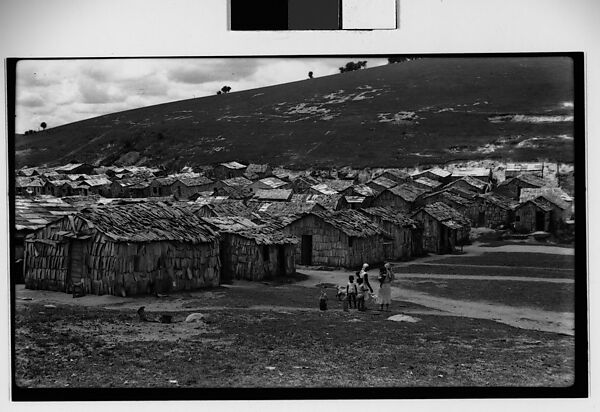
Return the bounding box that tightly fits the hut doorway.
[277,246,286,275]
[439,225,448,254]
[301,235,312,265]
[478,210,485,227]
[535,211,545,231]
[67,239,85,291]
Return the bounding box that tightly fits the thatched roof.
[368,176,398,190]
[178,176,214,187]
[413,202,471,228]
[477,192,519,210]
[447,175,489,191]
[248,200,325,216]
[189,199,255,218]
[78,202,218,243]
[499,173,548,188]
[15,196,78,231]
[202,216,298,245]
[519,187,572,209]
[360,206,419,228]
[312,209,387,238]
[320,179,354,192]
[516,199,553,213]
[386,184,429,202]
[291,193,342,210]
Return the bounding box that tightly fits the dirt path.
[407,262,573,272]
[395,273,573,283]
[297,267,574,336]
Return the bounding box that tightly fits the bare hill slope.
[15,57,575,170]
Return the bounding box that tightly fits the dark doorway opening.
[301,235,312,265]
[478,211,486,227]
[277,246,286,275]
[535,211,546,231]
[67,239,85,293]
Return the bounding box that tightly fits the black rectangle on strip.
[288,0,340,30]
[231,0,288,30]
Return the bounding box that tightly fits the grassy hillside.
[15,57,575,170]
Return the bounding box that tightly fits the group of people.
[319,262,395,312]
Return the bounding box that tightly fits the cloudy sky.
[16,57,388,133]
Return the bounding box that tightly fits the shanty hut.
[366,176,398,193]
[444,176,489,194]
[411,202,471,254]
[79,177,113,197]
[519,187,573,220]
[514,199,553,233]
[213,161,247,180]
[474,192,520,228]
[42,180,73,197]
[243,163,272,181]
[202,216,297,282]
[14,196,78,283]
[149,176,179,197]
[411,168,452,183]
[309,183,339,196]
[248,199,326,217]
[171,176,217,200]
[16,177,44,196]
[360,207,423,259]
[55,163,95,175]
[110,177,146,198]
[128,181,152,198]
[24,202,220,296]
[249,176,290,192]
[281,210,388,268]
[494,173,550,200]
[289,175,320,194]
[190,198,255,219]
[420,190,478,225]
[319,179,354,194]
[371,184,429,212]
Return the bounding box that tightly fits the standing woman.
[378,262,395,312]
[358,263,373,293]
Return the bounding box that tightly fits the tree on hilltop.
[339,61,367,73]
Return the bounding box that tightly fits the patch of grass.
[395,264,573,279]
[433,252,575,270]
[399,278,575,312]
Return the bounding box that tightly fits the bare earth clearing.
[13,242,576,388]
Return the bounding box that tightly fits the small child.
[346,275,357,309]
[319,287,328,311]
[356,278,368,312]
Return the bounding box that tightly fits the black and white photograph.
[8,54,585,396]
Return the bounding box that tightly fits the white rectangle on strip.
[342,0,397,30]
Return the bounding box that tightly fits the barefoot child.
[319,287,328,311]
[346,275,357,309]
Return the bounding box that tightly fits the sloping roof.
[443,186,479,200]
[218,184,253,199]
[256,176,288,189]
[499,173,548,188]
[153,176,179,186]
[311,209,387,237]
[253,189,293,201]
[55,163,86,172]
[477,192,519,210]
[450,168,490,178]
[219,161,246,170]
[190,199,254,218]
[506,163,544,172]
[222,176,253,187]
[15,196,79,231]
[361,207,418,228]
[386,184,429,202]
[244,163,271,179]
[368,176,398,190]
[414,177,443,189]
[378,168,411,181]
[16,177,43,188]
[291,193,342,210]
[412,167,451,178]
[201,216,298,245]
[310,183,339,195]
[414,202,470,227]
[248,200,325,216]
[47,179,72,187]
[448,175,489,191]
[178,176,214,187]
[424,190,475,208]
[81,177,112,187]
[78,202,218,243]
[320,179,354,192]
[352,184,376,197]
[516,199,553,213]
[519,188,572,209]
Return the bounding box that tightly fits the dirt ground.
[13,241,576,388]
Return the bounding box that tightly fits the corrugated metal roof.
[257,176,288,189]
[15,196,78,231]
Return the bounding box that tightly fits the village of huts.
[14,161,574,296]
